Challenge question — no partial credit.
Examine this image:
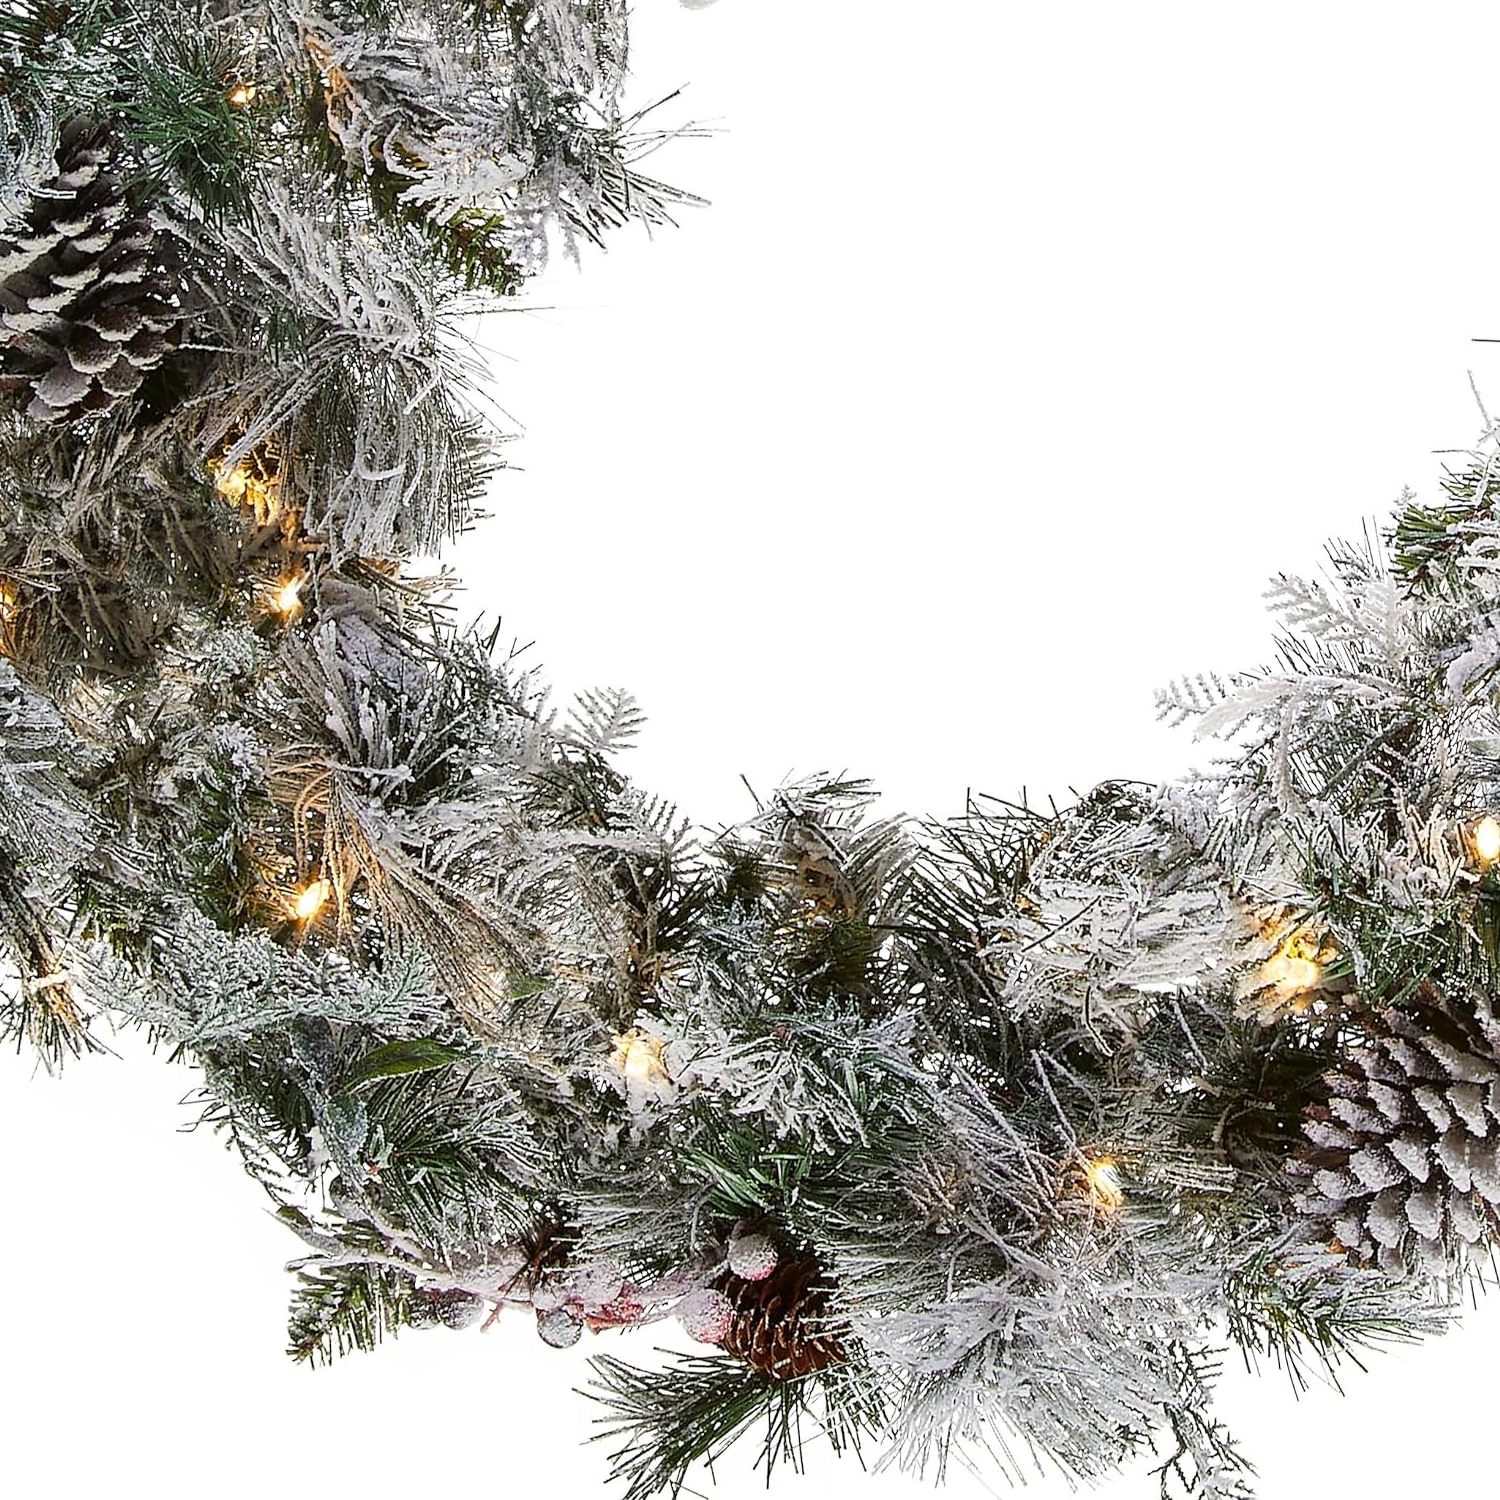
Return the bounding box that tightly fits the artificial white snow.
[564,1262,625,1309]
[1450,1191,1486,1243]
[1365,1190,1408,1249]
[1446,1082,1490,1135]
[1387,1134,1431,1182]
[1329,1096,1388,1134]
[1347,1145,1405,1193]
[1363,1081,1407,1123]
[1411,1085,1454,1133]
[1469,1141,1500,1202]
[1436,1127,1474,1192]
[1404,1185,1443,1241]
[1420,1034,1499,1085]
[1304,1118,1361,1152]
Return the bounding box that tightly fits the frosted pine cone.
[406,1288,442,1329]
[1293,980,1500,1273]
[0,116,185,424]
[715,1249,843,1380]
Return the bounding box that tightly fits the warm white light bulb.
[609,1028,670,1087]
[1280,953,1324,989]
[1473,815,1500,865]
[1263,936,1322,993]
[1083,1155,1125,1211]
[214,462,249,502]
[271,576,304,617]
[293,879,332,921]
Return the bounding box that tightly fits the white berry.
[677,1287,733,1344]
[727,1231,778,1281]
[536,1307,583,1348]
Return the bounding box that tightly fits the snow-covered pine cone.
[0,116,184,424]
[1293,979,1500,1273]
[714,1249,844,1380]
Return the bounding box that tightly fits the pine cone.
[714,1249,844,1380]
[0,116,184,424]
[1293,980,1500,1273]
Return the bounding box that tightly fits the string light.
[1082,1154,1125,1213]
[1235,919,1335,1023]
[269,574,305,620]
[292,878,333,922]
[211,458,250,503]
[1258,931,1323,995]
[1469,814,1500,868]
[208,451,282,525]
[609,1027,671,1088]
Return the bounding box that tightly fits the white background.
[7,1,1500,1494]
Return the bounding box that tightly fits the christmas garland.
[4,6,1500,1497]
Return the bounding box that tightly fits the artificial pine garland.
[4,5,1500,1497]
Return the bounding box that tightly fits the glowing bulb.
[1472,815,1500,866]
[1279,954,1322,989]
[270,575,305,618]
[213,461,250,502]
[609,1028,670,1088]
[292,879,332,922]
[1256,933,1323,996]
[228,81,256,109]
[1083,1155,1125,1212]
[1236,916,1339,1023]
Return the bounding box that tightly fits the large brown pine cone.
[1293,980,1500,1273]
[0,116,184,423]
[715,1249,844,1380]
